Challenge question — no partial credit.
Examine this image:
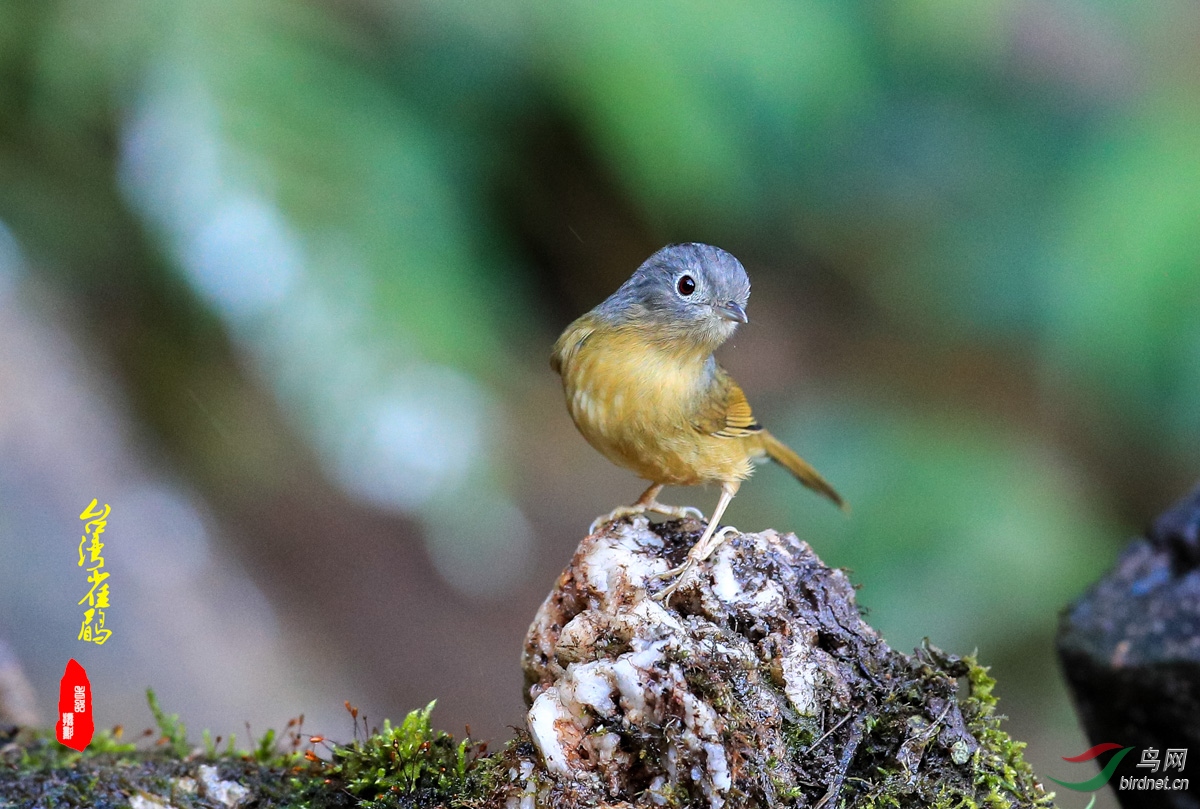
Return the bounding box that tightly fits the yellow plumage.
[552,314,843,506]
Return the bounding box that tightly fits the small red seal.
[55,659,94,751]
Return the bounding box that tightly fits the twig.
[814,716,865,809]
[804,711,853,754]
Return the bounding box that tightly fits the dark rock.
[1057,485,1200,809]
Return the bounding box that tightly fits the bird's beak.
[713,301,748,324]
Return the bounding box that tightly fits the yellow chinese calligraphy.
[78,608,112,645]
[78,498,110,566]
[77,499,113,645]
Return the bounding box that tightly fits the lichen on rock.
[515,516,1053,808]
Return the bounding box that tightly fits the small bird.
[552,243,844,596]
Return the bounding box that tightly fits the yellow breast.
[552,318,753,486]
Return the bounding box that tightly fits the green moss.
[326,701,480,807]
[781,718,818,760]
[2,730,202,809]
[960,655,1056,809]
[0,695,495,809]
[846,646,1055,809]
[0,652,1051,809]
[147,687,191,759]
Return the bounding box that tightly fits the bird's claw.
[651,525,739,602]
[700,525,740,557]
[590,501,705,533]
[673,505,706,521]
[652,561,690,583]
[589,514,616,533]
[652,560,695,602]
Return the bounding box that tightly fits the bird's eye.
[677,275,696,296]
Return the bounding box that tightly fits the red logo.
[55,659,94,750]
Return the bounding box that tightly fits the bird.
[551,243,844,598]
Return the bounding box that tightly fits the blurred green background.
[2,0,1198,803]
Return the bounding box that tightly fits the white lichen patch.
[196,764,250,808]
[562,660,617,717]
[527,688,575,777]
[129,774,222,809]
[130,795,176,809]
[519,519,888,809]
[781,639,823,717]
[710,553,743,603]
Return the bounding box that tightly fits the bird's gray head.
[595,243,751,349]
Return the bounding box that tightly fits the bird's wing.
[551,320,595,375]
[693,366,763,438]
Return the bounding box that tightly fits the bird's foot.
[647,501,706,521]
[589,501,705,533]
[651,525,739,602]
[693,525,739,562]
[651,559,694,602]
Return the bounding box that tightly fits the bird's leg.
[653,481,740,601]
[590,483,705,532]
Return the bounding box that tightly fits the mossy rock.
[0,521,1053,809]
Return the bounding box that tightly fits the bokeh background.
[2,1,1199,804]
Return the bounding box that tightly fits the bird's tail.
[759,430,846,510]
